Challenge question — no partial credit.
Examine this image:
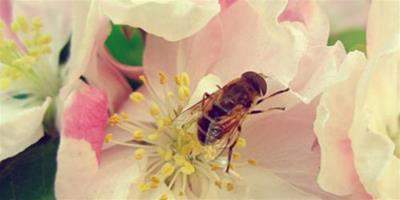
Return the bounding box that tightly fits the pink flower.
[56,0,348,199]
[314,0,399,199]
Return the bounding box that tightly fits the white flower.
[0,0,71,161]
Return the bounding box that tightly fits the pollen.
[104,133,113,143]
[150,103,161,116]
[159,71,168,85]
[139,75,146,83]
[134,148,146,160]
[178,86,191,101]
[175,72,190,86]
[248,159,257,166]
[161,163,175,177]
[147,133,160,141]
[108,114,121,126]
[130,92,145,103]
[138,183,150,192]
[150,176,160,188]
[211,163,222,171]
[159,194,168,200]
[237,137,247,148]
[181,162,195,175]
[214,181,223,189]
[132,130,144,141]
[226,182,235,192]
[233,152,241,161]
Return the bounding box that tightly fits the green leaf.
[0,137,59,200]
[328,28,366,53]
[105,25,144,66]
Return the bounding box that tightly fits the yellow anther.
[147,133,160,141]
[175,72,190,86]
[150,103,161,116]
[163,117,172,126]
[178,191,185,197]
[233,152,241,161]
[159,194,168,200]
[159,71,167,85]
[104,133,113,143]
[130,92,145,103]
[214,181,222,189]
[248,159,257,166]
[36,34,51,45]
[139,75,146,83]
[108,113,120,126]
[229,163,236,170]
[167,91,174,98]
[178,86,190,101]
[132,130,144,141]
[163,149,173,161]
[120,112,129,121]
[156,118,165,130]
[211,163,222,171]
[237,137,247,148]
[138,183,150,192]
[150,176,160,188]
[31,17,43,31]
[227,182,235,192]
[0,78,11,90]
[174,155,186,166]
[161,163,175,177]
[134,148,146,160]
[181,162,195,175]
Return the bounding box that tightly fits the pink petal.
[210,0,308,85]
[289,42,346,103]
[241,99,336,198]
[143,18,222,91]
[279,0,330,45]
[314,51,371,198]
[219,0,237,10]
[64,3,135,111]
[62,84,109,162]
[0,0,11,24]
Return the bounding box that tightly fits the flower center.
[106,72,257,199]
[0,16,60,100]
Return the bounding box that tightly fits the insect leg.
[201,92,210,109]
[249,107,286,115]
[256,88,290,104]
[225,139,238,173]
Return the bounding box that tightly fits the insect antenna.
[249,107,286,115]
[256,88,290,104]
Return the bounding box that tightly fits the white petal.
[12,0,72,67]
[0,97,51,161]
[186,73,222,109]
[367,0,400,57]
[98,0,220,41]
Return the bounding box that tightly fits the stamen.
[159,71,167,85]
[107,72,256,198]
[130,92,145,103]
[247,159,257,166]
[237,137,247,148]
[134,148,146,160]
[159,194,168,200]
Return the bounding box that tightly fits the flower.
[0,0,71,161]
[314,0,400,199]
[56,0,348,199]
[319,0,370,33]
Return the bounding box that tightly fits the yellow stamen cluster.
[0,16,53,91]
[107,72,258,198]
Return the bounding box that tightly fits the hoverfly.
[189,71,289,172]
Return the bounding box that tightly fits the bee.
[190,71,289,172]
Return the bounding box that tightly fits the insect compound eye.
[241,71,267,96]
